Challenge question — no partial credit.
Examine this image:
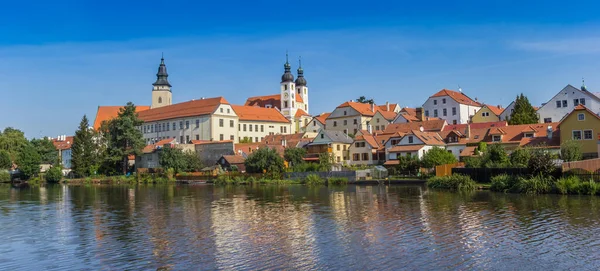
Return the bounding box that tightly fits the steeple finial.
[295,56,306,86]
[582,77,588,91]
[298,56,302,68]
[153,55,171,87]
[281,51,294,83]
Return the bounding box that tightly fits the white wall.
[306,119,325,133]
[446,144,466,160]
[537,85,600,123]
[422,96,480,124]
[348,140,376,165]
[237,121,292,143]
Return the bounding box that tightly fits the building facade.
[537,84,600,123]
[325,101,378,135]
[422,89,482,125]
[558,105,600,159]
[471,104,503,123]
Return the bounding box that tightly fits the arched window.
[158,97,162,104]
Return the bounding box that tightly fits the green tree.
[182,150,203,172]
[159,147,186,173]
[0,127,29,162]
[510,147,531,168]
[0,150,11,170]
[477,142,487,153]
[245,147,285,174]
[30,137,58,164]
[483,143,510,167]
[239,137,252,143]
[395,155,420,173]
[71,115,97,177]
[356,96,375,104]
[103,102,145,174]
[284,147,307,167]
[561,139,582,162]
[17,143,41,180]
[318,152,335,171]
[528,149,556,176]
[421,147,457,168]
[45,166,63,183]
[508,93,539,124]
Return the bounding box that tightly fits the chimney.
[497,105,502,109]
[386,101,390,111]
[466,123,471,139]
[367,125,372,134]
[371,103,375,113]
[415,107,424,121]
[547,126,553,139]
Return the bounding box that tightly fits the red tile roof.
[378,111,398,121]
[221,155,246,164]
[138,97,228,122]
[485,104,504,116]
[388,144,426,153]
[408,130,446,146]
[383,119,447,134]
[191,140,234,145]
[400,107,416,116]
[52,136,74,151]
[558,104,600,126]
[314,113,330,125]
[442,121,507,131]
[244,93,304,110]
[231,105,290,123]
[295,108,311,118]
[354,134,380,149]
[335,101,378,116]
[94,105,150,130]
[142,138,177,153]
[378,103,399,112]
[430,89,482,107]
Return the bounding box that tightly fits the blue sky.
[1,0,600,138]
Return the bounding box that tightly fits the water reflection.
[0,184,599,270]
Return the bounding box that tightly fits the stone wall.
[195,142,235,167]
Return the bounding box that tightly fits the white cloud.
[511,37,600,54]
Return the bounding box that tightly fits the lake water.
[0,184,599,270]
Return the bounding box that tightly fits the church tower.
[151,56,172,109]
[295,58,308,114]
[280,53,296,119]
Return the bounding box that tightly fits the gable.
[399,134,425,145]
[312,130,333,143]
[540,85,600,112]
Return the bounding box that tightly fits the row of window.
[146,133,235,145]
[352,153,371,161]
[573,130,593,140]
[425,107,458,118]
[144,118,235,134]
[557,98,586,108]
[432,98,447,105]
[333,118,359,127]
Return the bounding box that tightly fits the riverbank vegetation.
[491,174,600,195]
[211,173,349,186]
[426,174,477,191]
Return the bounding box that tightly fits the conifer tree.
[508,94,539,125]
[71,115,95,177]
[104,102,145,174]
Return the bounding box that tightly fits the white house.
[326,101,378,135]
[385,130,446,160]
[537,84,600,123]
[422,89,482,125]
[304,113,329,133]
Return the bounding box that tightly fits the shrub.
[421,147,457,168]
[516,175,554,194]
[561,139,582,162]
[328,177,348,185]
[490,174,513,192]
[214,174,233,185]
[528,149,556,176]
[427,174,476,191]
[45,166,63,183]
[0,170,10,182]
[165,168,175,181]
[555,176,581,195]
[0,150,11,170]
[579,179,599,195]
[305,174,324,186]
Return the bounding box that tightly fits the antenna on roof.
[458,84,462,92]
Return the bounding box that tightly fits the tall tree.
[561,139,582,162]
[284,147,307,167]
[0,150,11,170]
[356,96,375,104]
[0,127,29,162]
[30,137,58,164]
[244,147,285,174]
[104,102,145,174]
[421,147,457,168]
[71,115,96,177]
[508,94,539,125]
[17,143,41,180]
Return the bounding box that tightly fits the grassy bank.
[213,174,349,186]
[491,174,600,195]
[426,174,477,192]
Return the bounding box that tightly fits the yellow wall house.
[558,105,600,159]
[471,104,503,123]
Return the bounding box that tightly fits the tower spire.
[153,55,171,88]
[295,56,306,86]
[582,77,588,91]
[281,51,294,83]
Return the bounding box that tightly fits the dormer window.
[492,135,501,142]
[524,133,534,138]
[408,136,414,143]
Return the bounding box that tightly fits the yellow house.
[558,105,600,159]
[471,104,503,123]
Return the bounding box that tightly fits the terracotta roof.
[399,114,420,122]
[460,146,477,157]
[221,155,246,164]
[442,121,507,131]
[296,94,304,103]
[94,105,150,130]
[235,143,285,157]
[439,127,490,145]
[295,108,311,118]
[519,136,561,148]
[388,144,426,153]
[408,130,446,146]
[138,97,228,122]
[430,89,482,107]
[231,105,290,123]
[400,107,416,116]
[373,132,406,149]
[378,103,399,112]
[484,123,559,144]
[378,111,398,121]
[354,134,380,149]
[263,133,310,148]
[484,104,504,116]
[244,93,304,110]
[383,160,400,165]
[52,136,74,151]
[383,119,447,134]
[314,113,330,125]
[335,101,378,117]
[142,138,176,153]
[489,127,507,135]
